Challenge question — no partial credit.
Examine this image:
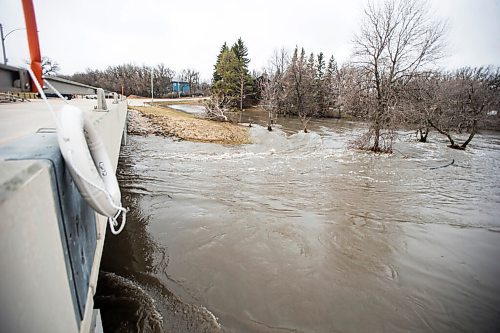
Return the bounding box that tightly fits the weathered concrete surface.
[0,160,80,333]
[0,98,127,333]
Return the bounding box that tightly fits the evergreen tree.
[325,55,340,116]
[231,38,254,110]
[212,49,240,105]
[307,52,315,72]
[231,38,250,69]
[315,52,327,115]
[212,42,228,84]
[210,38,255,110]
[284,47,317,131]
[327,55,338,77]
[316,52,325,80]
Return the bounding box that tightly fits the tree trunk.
[372,84,384,152]
[267,110,273,131]
[429,119,477,150]
[418,128,429,142]
[301,115,310,133]
[460,119,478,149]
[239,74,244,111]
[372,66,383,152]
[373,125,380,152]
[429,120,456,147]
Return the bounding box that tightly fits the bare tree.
[26,56,60,76]
[70,63,177,97]
[180,68,200,96]
[198,81,211,96]
[258,49,290,131]
[258,71,276,131]
[429,66,499,149]
[352,0,446,152]
[155,63,175,96]
[401,71,442,142]
[338,64,372,120]
[42,57,60,76]
[269,48,289,117]
[203,95,230,121]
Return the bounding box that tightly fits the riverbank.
[128,105,251,144]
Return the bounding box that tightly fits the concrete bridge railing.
[0,98,127,333]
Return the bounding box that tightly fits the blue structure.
[171,81,190,95]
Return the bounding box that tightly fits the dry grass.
[129,105,251,145]
[154,97,208,107]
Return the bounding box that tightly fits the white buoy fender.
[57,104,121,217]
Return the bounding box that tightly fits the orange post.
[21,0,42,92]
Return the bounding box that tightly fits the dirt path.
[127,105,251,145]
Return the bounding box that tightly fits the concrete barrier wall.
[81,100,127,333]
[0,160,80,333]
[92,101,127,168]
[0,99,127,333]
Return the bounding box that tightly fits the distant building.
[171,80,190,95]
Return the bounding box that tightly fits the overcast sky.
[1,0,499,80]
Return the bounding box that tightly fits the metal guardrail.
[0,63,31,92]
[44,76,98,96]
[0,63,109,98]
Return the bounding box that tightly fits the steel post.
[0,24,6,65]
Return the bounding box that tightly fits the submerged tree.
[429,66,499,149]
[258,47,342,132]
[258,71,275,130]
[259,48,290,130]
[402,71,441,142]
[352,0,446,152]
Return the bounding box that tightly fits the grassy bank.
[128,105,251,145]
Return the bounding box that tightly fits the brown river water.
[97,114,500,333]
